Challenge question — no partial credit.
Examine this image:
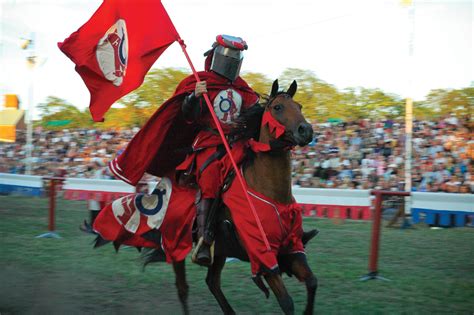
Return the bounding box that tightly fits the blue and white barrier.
[1,173,472,226]
[0,173,43,196]
[411,192,474,227]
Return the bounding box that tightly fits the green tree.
[421,87,474,119]
[279,68,341,122]
[37,96,92,130]
[118,68,190,126]
[353,88,404,119]
[241,72,272,96]
[39,67,473,129]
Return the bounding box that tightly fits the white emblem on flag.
[213,89,242,124]
[96,19,128,86]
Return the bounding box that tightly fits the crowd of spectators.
[0,128,136,179]
[0,116,472,194]
[292,116,472,193]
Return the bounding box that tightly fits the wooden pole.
[360,190,410,281]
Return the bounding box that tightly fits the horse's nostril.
[298,123,313,137]
[298,124,307,135]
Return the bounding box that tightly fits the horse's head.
[260,79,313,148]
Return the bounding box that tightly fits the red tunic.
[176,84,258,198]
[109,71,258,186]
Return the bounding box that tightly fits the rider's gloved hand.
[195,81,207,97]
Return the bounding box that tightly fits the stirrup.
[192,237,214,267]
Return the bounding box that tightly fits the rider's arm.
[182,92,201,122]
[181,81,208,122]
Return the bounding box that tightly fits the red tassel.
[262,111,285,139]
[249,139,271,152]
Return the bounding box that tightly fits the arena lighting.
[19,37,32,50]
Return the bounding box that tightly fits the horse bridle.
[248,93,297,153]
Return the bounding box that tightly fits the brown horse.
[170,79,317,315]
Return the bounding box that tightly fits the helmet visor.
[211,45,243,81]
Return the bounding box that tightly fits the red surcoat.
[222,170,305,275]
[109,71,258,187]
[176,84,258,198]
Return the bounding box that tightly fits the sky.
[0,0,472,118]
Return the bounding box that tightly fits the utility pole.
[402,0,415,212]
[21,34,37,175]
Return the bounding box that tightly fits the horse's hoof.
[194,255,212,267]
[302,229,319,246]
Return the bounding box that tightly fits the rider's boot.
[192,198,214,266]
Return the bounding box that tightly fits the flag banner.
[58,0,179,121]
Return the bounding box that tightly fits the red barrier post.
[36,177,62,238]
[49,178,56,231]
[368,191,383,275]
[360,190,410,281]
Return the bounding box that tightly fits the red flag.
[58,0,179,122]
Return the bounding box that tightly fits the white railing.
[1,173,472,213]
[0,173,43,188]
[293,187,371,206]
[62,178,136,194]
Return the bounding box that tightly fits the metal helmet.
[207,35,247,81]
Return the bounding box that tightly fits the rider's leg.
[193,197,215,266]
[192,154,223,266]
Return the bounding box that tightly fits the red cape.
[110,71,257,186]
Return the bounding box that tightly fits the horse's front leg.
[173,260,189,315]
[206,255,235,315]
[286,253,318,315]
[264,273,294,315]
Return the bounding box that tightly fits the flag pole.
[177,38,271,252]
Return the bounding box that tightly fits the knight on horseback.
[176,35,259,266]
[108,34,318,268]
[177,35,318,266]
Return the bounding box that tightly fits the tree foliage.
[36,68,473,129]
[421,87,473,119]
[37,96,92,130]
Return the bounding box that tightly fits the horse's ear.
[287,80,297,98]
[270,79,279,98]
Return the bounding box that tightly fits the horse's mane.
[229,98,265,141]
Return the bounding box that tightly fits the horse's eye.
[273,104,283,111]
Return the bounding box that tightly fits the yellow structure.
[0,95,25,142]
